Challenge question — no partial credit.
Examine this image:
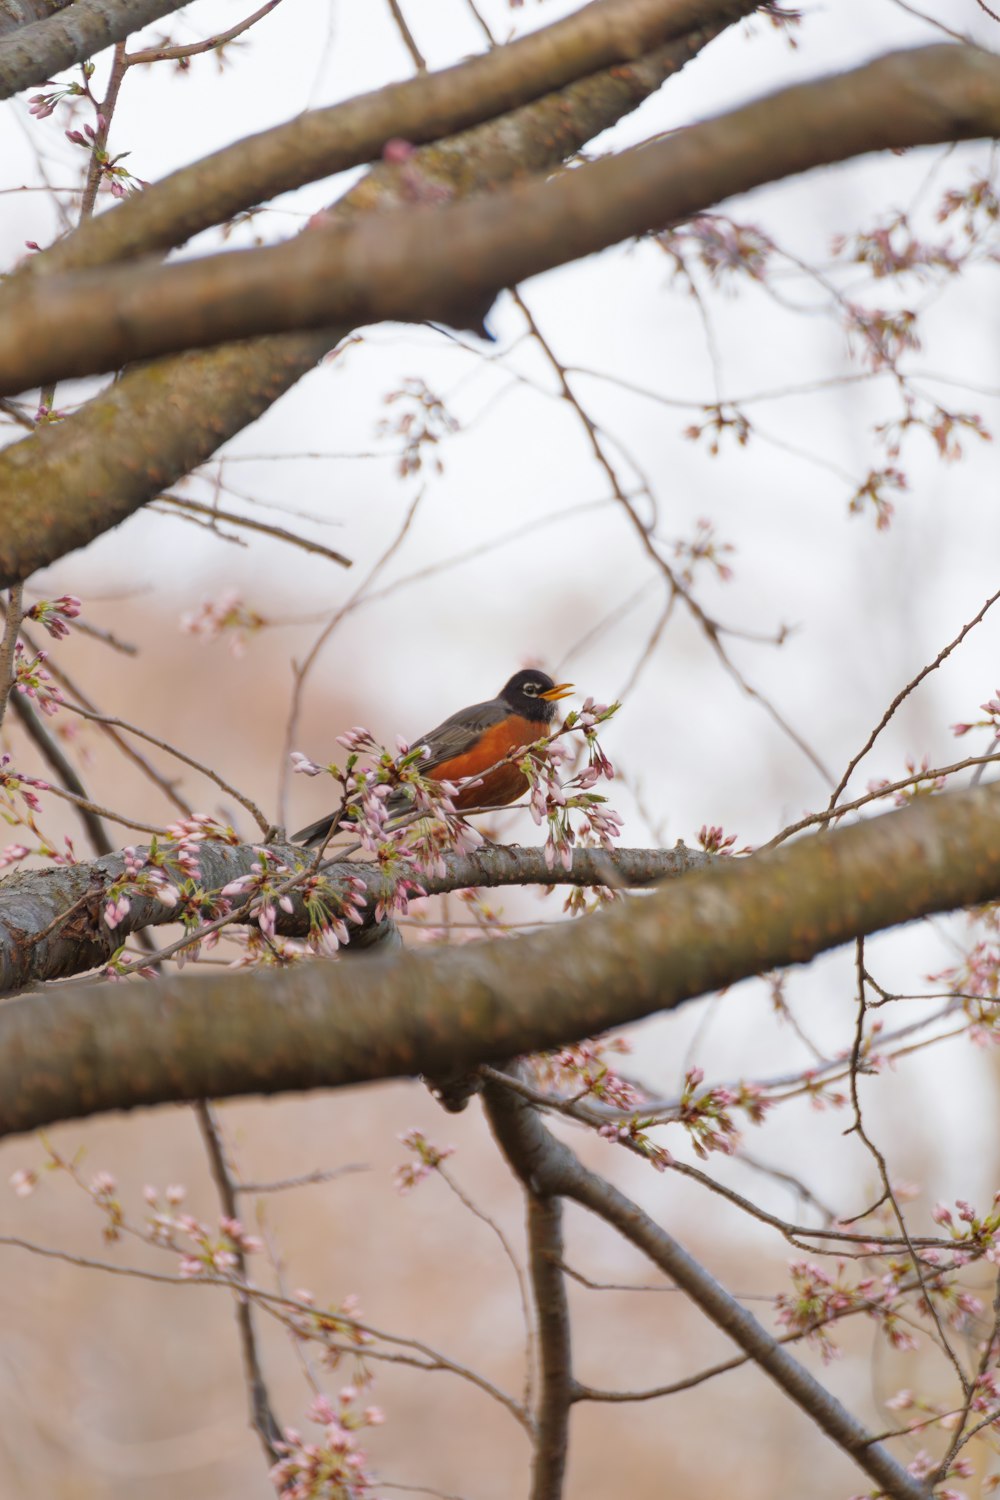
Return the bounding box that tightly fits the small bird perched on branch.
[293,668,573,847]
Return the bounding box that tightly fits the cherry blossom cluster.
[597,1115,674,1172]
[937,171,999,240]
[296,730,475,906]
[952,687,1000,741]
[532,1036,638,1111]
[98,827,244,970]
[287,1291,373,1379]
[0,754,45,809]
[26,594,82,640]
[683,402,752,457]
[180,590,267,657]
[931,934,1000,1047]
[672,517,735,586]
[27,65,93,119]
[0,754,50,859]
[11,641,62,716]
[930,1195,1000,1265]
[103,843,181,931]
[876,395,989,465]
[847,465,907,531]
[520,699,622,872]
[393,1128,456,1194]
[177,1214,263,1279]
[62,118,144,198]
[696,824,739,855]
[774,1258,917,1364]
[658,213,774,289]
[378,376,459,478]
[270,1389,384,1500]
[833,211,962,282]
[222,848,368,959]
[675,1066,771,1158]
[866,756,946,809]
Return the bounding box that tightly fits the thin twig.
[438,1164,535,1414]
[158,492,351,567]
[762,750,1000,851]
[19,624,194,817]
[848,939,969,1394]
[384,0,426,71]
[826,585,1000,813]
[60,700,271,834]
[510,287,831,785]
[9,686,112,855]
[277,487,425,826]
[236,1163,368,1195]
[126,0,284,65]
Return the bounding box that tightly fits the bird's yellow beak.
[540,682,574,702]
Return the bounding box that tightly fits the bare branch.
[158,493,352,568]
[125,0,283,66]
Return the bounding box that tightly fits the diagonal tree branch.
[7,0,755,283]
[1,45,997,406]
[481,1068,932,1500]
[0,780,999,1138]
[0,26,719,586]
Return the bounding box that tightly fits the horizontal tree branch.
[0,841,701,993]
[8,0,755,283]
[0,0,195,98]
[0,28,711,586]
[0,44,996,402]
[482,1072,931,1500]
[0,780,998,1138]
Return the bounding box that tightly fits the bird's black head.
[500,669,574,723]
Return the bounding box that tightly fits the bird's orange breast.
[429,714,543,810]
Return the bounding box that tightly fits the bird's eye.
[524,681,539,696]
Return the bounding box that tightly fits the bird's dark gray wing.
[411,697,508,773]
[293,697,508,845]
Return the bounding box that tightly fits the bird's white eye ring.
[524,681,538,695]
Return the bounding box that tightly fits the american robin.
[293,668,573,847]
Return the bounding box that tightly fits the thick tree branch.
[1,782,1000,1137]
[485,1088,573,1499]
[0,0,73,42]
[0,45,996,405]
[0,28,717,586]
[8,0,755,283]
[481,1071,932,1500]
[0,0,196,98]
[0,843,700,993]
